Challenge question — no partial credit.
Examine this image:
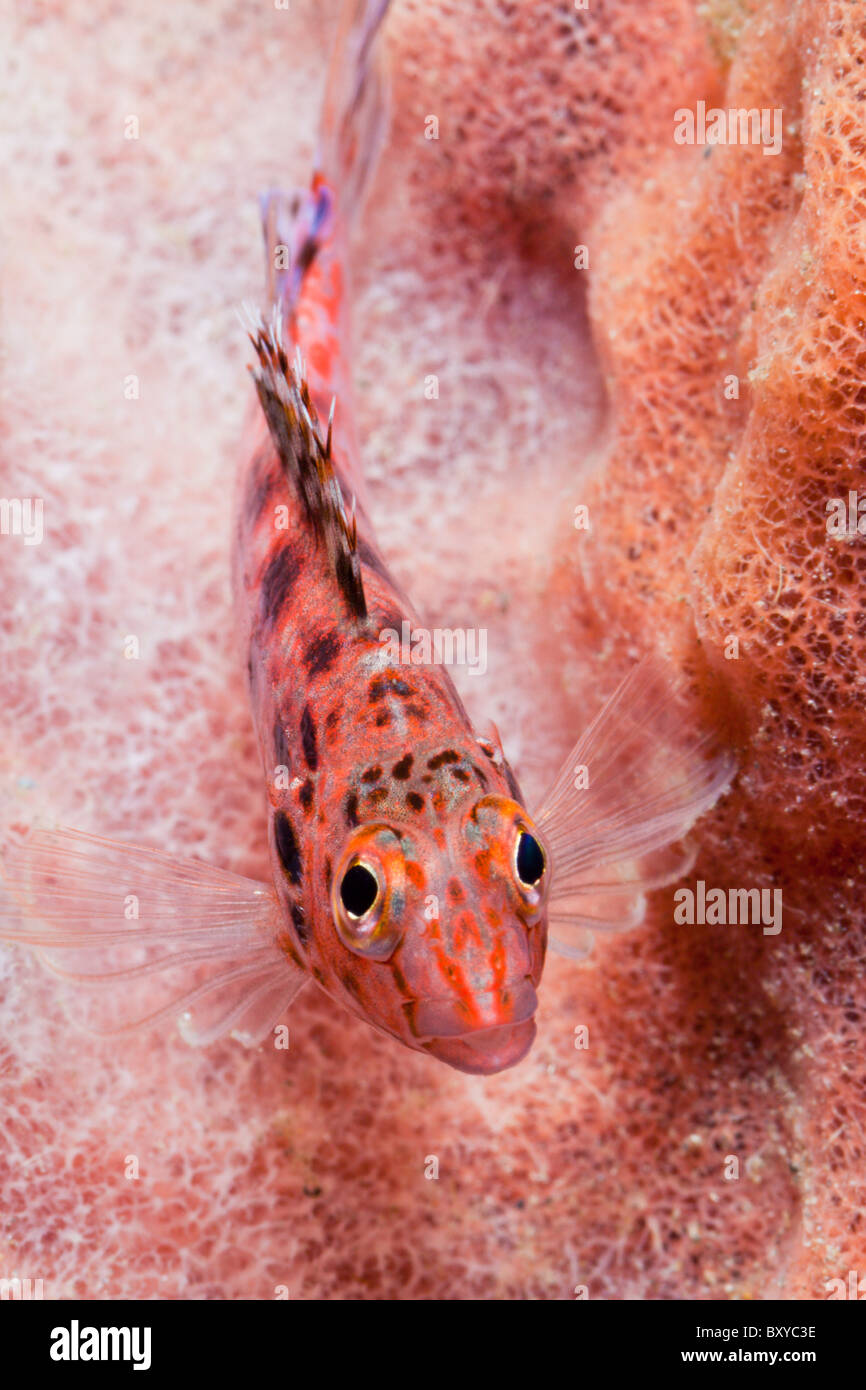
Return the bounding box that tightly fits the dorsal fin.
[245,308,367,622]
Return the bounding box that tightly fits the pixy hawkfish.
[0,0,733,1075]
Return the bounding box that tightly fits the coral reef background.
[1,0,863,1298]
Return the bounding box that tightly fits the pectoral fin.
[535,658,735,960]
[0,826,306,1046]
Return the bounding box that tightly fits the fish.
[0,0,735,1076]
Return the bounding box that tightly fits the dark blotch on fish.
[390,962,410,997]
[407,792,424,812]
[291,901,310,945]
[304,629,341,678]
[451,767,470,783]
[344,792,359,826]
[369,675,412,701]
[300,779,314,813]
[261,545,301,626]
[361,765,382,784]
[448,878,466,904]
[300,704,318,771]
[295,234,319,278]
[428,750,460,770]
[274,810,303,885]
[392,754,413,780]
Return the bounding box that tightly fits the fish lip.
[405,976,538,1041]
[422,1018,537,1075]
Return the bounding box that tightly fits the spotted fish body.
[0,0,735,1076]
[236,187,548,1070]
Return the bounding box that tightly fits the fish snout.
[405,975,538,1041]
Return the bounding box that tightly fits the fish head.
[323,789,549,1075]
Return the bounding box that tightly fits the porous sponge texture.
[544,0,866,1297]
[694,2,866,850]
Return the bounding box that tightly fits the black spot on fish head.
[273,810,303,886]
[392,754,413,780]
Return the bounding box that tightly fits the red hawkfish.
[0,0,733,1074]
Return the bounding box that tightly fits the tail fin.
[317,0,392,220]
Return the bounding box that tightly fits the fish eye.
[515,830,546,888]
[339,860,381,919]
[331,823,407,961]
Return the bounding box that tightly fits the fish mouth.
[422,1018,537,1075]
[407,976,538,1040]
[406,976,538,1075]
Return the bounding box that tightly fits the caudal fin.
[258,0,391,316]
[317,0,392,219]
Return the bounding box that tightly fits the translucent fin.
[0,827,307,1046]
[535,659,735,959]
[318,0,392,219]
